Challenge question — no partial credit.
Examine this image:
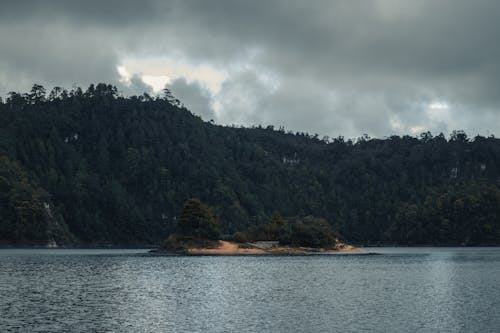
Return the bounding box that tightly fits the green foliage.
[386,182,500,245]
[287,216,338,248]
[236,214,339,248]
[270,211,286,226]
[177,198,220,240]
[1,84,500,245]
[0,155,72,245]
[232,231,248,243]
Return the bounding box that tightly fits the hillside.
[1,84,500,246]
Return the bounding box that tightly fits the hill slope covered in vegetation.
[1,84,500,246]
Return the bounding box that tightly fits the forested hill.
[1,84,500,246]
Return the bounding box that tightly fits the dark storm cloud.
[1,0,499,137]
[0,0,164,26]
[0,0,166,94]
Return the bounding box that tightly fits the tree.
[288,216,339,248]
[270,211,286,226]
[268,211,287,239]
[48,87,63,101]
[450,130,468,142]
[162,88,182,107]
[27,84,46,104]
[177,198,221,240]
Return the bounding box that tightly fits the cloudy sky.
[1,0,499,138]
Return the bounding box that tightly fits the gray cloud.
[167,78,215,121]
[1,0,499,138]
[0,0,164,26]
[117,74,154,96]
[0,21,120,92]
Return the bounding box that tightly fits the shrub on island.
[232,213,340,249]
[162,198,221,250]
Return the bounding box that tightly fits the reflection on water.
[1,248,499,332]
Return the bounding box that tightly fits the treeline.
[233,213,340,248]
[1,84,500,245]
[163,199,340,249]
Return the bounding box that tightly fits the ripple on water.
[1,248,500,332]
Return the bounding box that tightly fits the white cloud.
[117,66,131,84]
[119,56,226,95]
[141,75,171,93]
[428,102,449,110]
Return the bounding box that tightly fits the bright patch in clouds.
[425,101,452,126]
[428,102,449,110]
[410,126,426,135]
[118,56,227,94]
[117,66,131,83]
[141,75,171,92]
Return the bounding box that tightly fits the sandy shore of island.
[327,243,364,253]
[186,241,364,255]
[187,241,267,255]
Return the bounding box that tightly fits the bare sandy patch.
[186,240,363,255]
[327,243,365,253]
[187,241,267,255]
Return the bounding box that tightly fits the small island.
[152,198,363,255]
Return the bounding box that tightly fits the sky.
[1,0,499,138]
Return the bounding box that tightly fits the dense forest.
[1,84,500,246]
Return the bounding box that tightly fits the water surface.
[1,248,499,332]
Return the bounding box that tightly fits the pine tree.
[177,198,220,240]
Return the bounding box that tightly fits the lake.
[1,248,499,332]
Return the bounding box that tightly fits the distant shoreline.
[2,243,500,250]
[353,243,500,247]
[0,244,156,249]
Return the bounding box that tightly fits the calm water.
[1,248,500,332]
